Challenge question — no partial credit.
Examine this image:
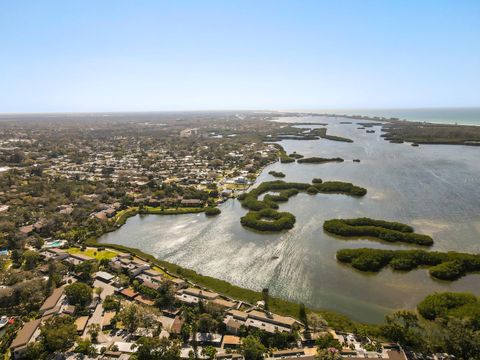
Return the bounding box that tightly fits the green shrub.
[205,207,221,216]
[280,155,295,163]
[417,292,479,321]
[429,261,465,281]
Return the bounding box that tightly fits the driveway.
[81,280,115,343]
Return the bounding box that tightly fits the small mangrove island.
[336,248,480,281]
[297,157,344,164]
[323,218,434,246]
[205,207,221,216]
[288,152,304,159]
[238,180,367,231]
[240,208,296,231]
[268,170,286,178]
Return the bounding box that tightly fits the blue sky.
[1,1,479,112]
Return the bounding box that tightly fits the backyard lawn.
[67,247,118,260]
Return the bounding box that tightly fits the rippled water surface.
[99,116,480,322]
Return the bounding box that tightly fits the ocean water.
[295,107,480,125]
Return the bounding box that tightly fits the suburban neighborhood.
[7,243,410,360]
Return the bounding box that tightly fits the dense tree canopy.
[324,218,433,246]
[336,248,480,281]
[241,335,266,360]
[65,282,93,307]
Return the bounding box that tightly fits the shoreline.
[92,153,373,329]
[276,112,480,127]
[278,108,480,127]
[90,236,366,330]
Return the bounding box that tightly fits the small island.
[240,208,296,231]
[336,248,480,281]
[297,157,344,164]
[268,170,286,178]
[324,218,434,246]
[205,207,221,216]
[237,180,367,231]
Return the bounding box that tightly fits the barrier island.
[336,248,480,281]
[323,218,433,246]
[238,180,367,231]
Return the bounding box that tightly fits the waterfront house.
[180,199,204,207]
[226,309,249,322]
[211,298,237,309]
[67,252,95,265]
[245,310,298,333]
[169,277,187,289]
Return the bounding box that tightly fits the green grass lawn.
[67,247,118,260]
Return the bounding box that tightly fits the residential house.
[180,287,218,301]
[95,271,116,283]
[10,319,42,358]
[42,248,70,261]
[169,278,187,289]
[75,316,89,334]
[246,310,298,333]
[225,318,242,335]
[39,287,64,316]
[180,199,204,207]
[190,333,223,346]
[67,252,95,265]
[222,335,242,349]
[101,311,117,330]
[118,287,138,300]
